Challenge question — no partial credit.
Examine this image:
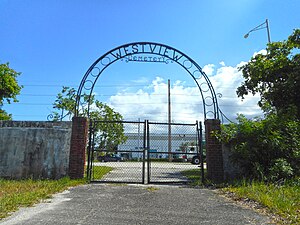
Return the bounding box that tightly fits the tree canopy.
[237,29,300,119]
[51,86,127,151]
[216,29,300,181]
[0,63,22,120]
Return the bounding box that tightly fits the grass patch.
[0,177,85,220]
[92,166,113,180]
[182,169,300,223]
[181,169,205,186]
[0,165,112,220]
[223,179,300,224]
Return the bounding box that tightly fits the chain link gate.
[87,120,204,184]
[87,120,146,183]
[147,121,204,184]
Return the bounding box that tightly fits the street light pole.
[266,19,271,43]
[168,79,172,162]
[244,19,271,43]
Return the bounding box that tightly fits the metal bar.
[147,120,150,184]
[198,121,205,184]
[148,121,197,126]
[93,150,144,153]
[142,120,146,184]
[90,180,143,184]
[86,120,93,181]
[148,151,199,155]
[92,120,145,124]
[90,127,96,181]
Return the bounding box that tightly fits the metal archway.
[75,42,219,120]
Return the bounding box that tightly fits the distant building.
[118,133,198,159]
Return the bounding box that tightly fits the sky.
[1,0,299,123]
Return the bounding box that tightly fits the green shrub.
[269,158,294,181]
[214,114,300,181]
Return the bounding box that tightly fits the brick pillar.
[205,119,224,183]
[69,117,88,179]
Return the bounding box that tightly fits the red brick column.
[69,117,88,179]
[205,119,224,183]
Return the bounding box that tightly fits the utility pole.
[137,118,140,161]
[168,79,172,162]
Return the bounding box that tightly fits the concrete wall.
[222,143,242,181]
[0,121,72,179]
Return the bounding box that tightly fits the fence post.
[205,119,224,183]
[69,117,88,179]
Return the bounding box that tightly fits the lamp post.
[244,19,271,43]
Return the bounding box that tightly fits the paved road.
[1,184,274,225]
[93,162,204,183]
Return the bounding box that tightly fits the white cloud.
[237,61,247,68]
[209,62,262,121]
[107,61,263,123]
[108,77,204,123]
[253,49,267,57]
[219,61,226,66]
[202,64,215,76]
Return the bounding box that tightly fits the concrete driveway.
[1,184,274,225]
[94,162,204,183]
[93,162,204,183]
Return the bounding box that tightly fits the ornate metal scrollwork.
[47,113,54,121]
[47,110,72,121]
[75,42,220,120]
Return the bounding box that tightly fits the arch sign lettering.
[75,42,219,120]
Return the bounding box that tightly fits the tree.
[0,63,22,120]
[214,30,300,181]
[50,86,77,121]
[51,86,127,151]
[237,29,300,119]
[90,101,127,152]
[51,86,96,120]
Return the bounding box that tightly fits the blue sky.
[1,0,299,122]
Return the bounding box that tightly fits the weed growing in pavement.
[146,186,160,192]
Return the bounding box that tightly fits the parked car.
[97,154,123,162]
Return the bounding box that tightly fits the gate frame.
[146,120,204,184]
[86,119,204,184]
[71,42,225,183]
[86,120,147,183]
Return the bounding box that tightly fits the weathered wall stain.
[0,121,72,179]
